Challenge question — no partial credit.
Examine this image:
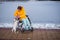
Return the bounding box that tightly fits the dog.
[12,18,19,32]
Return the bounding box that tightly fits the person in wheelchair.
[12,6,33,32]
[18,15,31,27]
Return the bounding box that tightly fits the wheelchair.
[15,15,33,32]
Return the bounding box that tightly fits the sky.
[0,1,60,24]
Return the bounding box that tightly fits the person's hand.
[15,17,18,20]
[16,16,20,18]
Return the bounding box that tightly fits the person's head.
[17,6,22,11]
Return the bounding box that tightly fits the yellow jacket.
[14,7,26,20]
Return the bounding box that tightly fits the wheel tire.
[30,27,33,32]
[21,28,25,33]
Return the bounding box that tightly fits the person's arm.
[14,10,18,17]
[14,10,19,20]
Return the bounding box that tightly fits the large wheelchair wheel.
[18,15,33,32]
[26,15,31,26]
